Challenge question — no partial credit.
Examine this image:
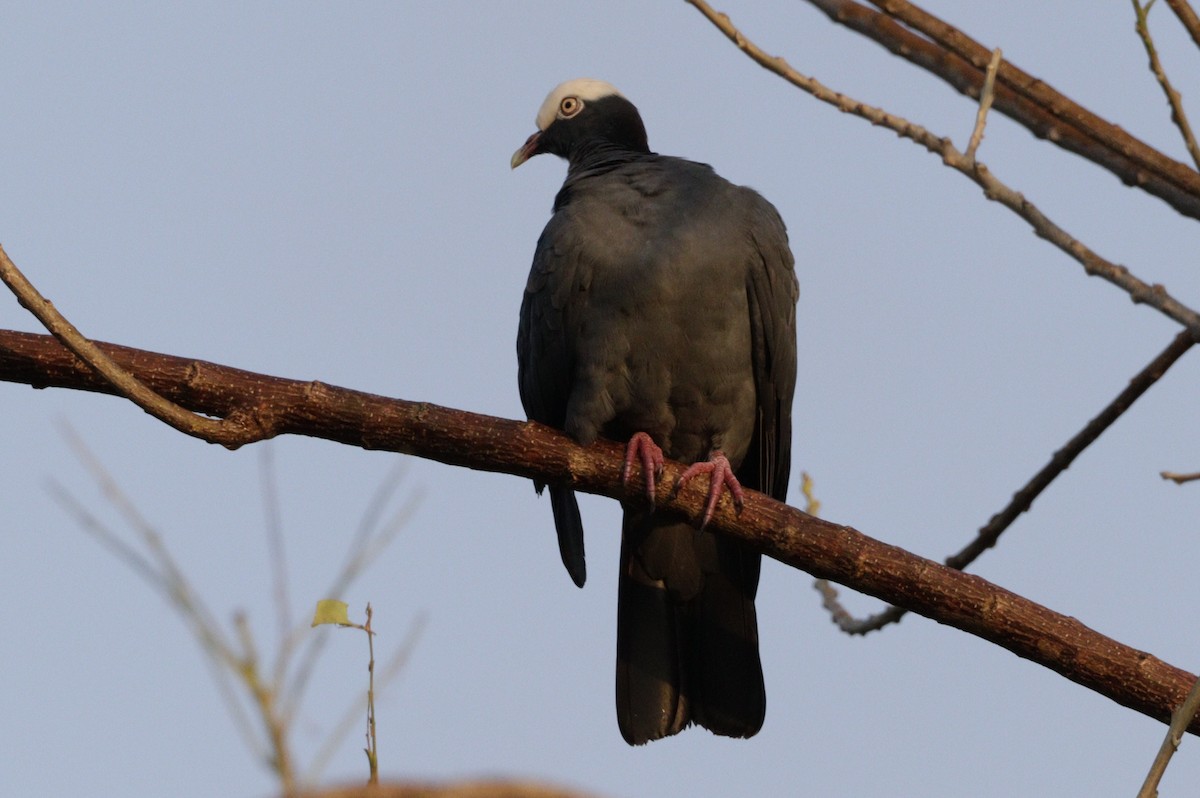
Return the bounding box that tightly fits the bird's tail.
[550,485,586,588]
[615,510,765,744]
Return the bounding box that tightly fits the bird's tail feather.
[615,511,764,744]
[550,486,586,588]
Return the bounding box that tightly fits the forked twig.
[965,48,1002,160]
[0,244,270,448]
[1138,673,1200,797]
[1133,0,1200,169]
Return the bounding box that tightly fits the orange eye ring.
[559,96,583,118]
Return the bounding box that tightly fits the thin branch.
[304,612,427,786]
[1138,673,1200,797]
[1161,470,1200,484]
[820,329,1195,634]
[685,0,1200,337]
[4,328,1200,735]
[804,0,1200,219]
[948,330,1195,569]
[965,47,1002,160]
[1165,0,1200,50]
[0,244,270,448]
[47,432,270,760]
[1133,0,1200,170]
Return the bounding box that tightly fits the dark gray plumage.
[513,78,798,745]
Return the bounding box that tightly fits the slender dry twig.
[47,432,270,761]
[948,330,1196,569]
[0,243,269,447]
[50,424,419,792]
[1138,674,1200,797]
[1161,470,1200,484]
[1133,0,1200,169]
[965,48,1002,160]
[1165,0,1200,50]
[819,328,1195,633]
[685,0,1200,337]
[305,613,427,784]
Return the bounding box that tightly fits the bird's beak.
[511,131,541,169]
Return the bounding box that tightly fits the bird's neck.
[566,140,650,176]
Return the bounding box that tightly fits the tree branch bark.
[804,0,1200,220]
[685,0,1200,337]
[2,327,1197,735]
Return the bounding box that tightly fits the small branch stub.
[966,47,1003,160]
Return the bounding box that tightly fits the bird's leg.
[620,431,665,508]
[674,451,745,529]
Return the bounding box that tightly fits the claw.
[620,431,665,508]
[674,451,745,529]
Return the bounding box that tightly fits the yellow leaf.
[311,599,350,627]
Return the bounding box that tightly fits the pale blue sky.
[4,2,1200,796]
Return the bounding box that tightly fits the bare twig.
[948,329,1196,568]
[685,0,1200,335]
[364,605,378,786]
[47,430,269,762]
[1138,673,1200,797]
[305,612,427,784]
[819,328,1195,634]
[1165,0,1200,50]
[0,244,270,448]
[1161,470,1200,484]
[1133,0,1200,169]
[965,48,1002,160]
[51,423,418,792]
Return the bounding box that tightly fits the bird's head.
[511,78,650,169]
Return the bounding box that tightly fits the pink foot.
[675,451,745,528]
[620,431,665,508]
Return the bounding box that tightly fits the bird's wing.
[740,193,799,502]
[518,213,589,586]
[684,192,796,739]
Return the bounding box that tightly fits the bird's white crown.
[534,78,625,131]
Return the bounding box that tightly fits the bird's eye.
[559,96,583,118]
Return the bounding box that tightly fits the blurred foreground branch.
[2,326,1198,735]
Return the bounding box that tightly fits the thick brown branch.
[805,0,1200,219]
[1165,0,1200,50]
[1,328,1198,735]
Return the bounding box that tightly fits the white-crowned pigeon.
[513,78,798,745]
